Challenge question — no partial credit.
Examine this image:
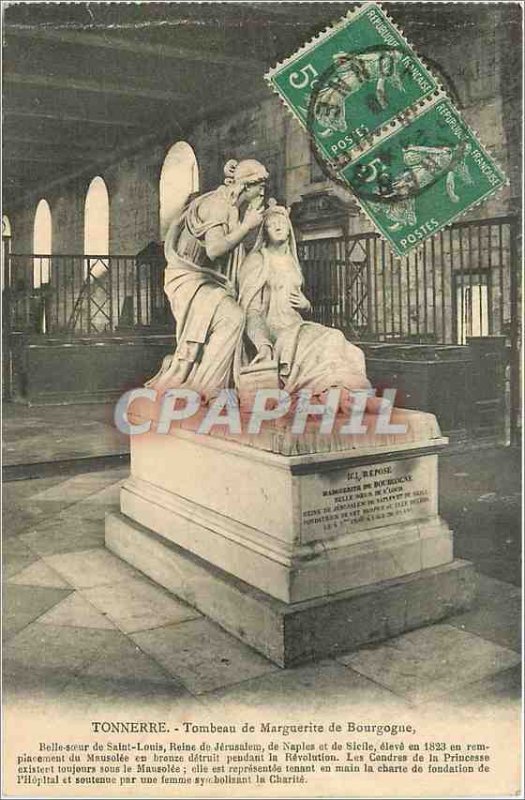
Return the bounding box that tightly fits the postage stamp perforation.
[334,157,506,262]
[460,123,510,191]
[348,173,507,261]
[266,1,508,257]
[324,91,447,172]
[369,1,455,106]
[340,91,508,256]
[264,70,320,154]
[337,91,446,167]
[266,1,449,165]
[265,2,365,82]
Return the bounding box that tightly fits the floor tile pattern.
[2,458,522,717]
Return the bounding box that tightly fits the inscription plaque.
[300,455,437,542]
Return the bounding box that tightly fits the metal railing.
[8,216,517,344]
[297,214,520,443]
[298,215,519,347]
[2,217,520,441]
[4,252,170,335]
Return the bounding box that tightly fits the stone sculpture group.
[108,157,472,669]
[147,157,372,410]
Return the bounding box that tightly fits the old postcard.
[2,1,523,798]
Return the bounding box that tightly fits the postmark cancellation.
[266,2,507,256]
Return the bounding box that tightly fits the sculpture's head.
[263,201,291,245]
[251,199,302,278]
[223,159,268,207]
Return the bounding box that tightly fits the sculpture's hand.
[289,290,311,312]
[207,207,263,259]
[251,344,273,364]
[243,207,264,232]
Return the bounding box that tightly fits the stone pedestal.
[105,409,476,666]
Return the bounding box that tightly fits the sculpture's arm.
[241,271,273,358]
[245,308,273,355]
[204,207,263,261]
[289,286,312,313]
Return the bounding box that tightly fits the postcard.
[2,2,522,798]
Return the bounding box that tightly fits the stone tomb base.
[105,410,476,666]
[106,513,475,667]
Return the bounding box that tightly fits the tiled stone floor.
[3,455,522,718]
[3,403,128,467]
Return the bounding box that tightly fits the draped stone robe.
[147,185,245,400]
[238,247,370,396]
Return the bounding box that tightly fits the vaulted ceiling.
[2,1,465,209]
[3,2,334,207]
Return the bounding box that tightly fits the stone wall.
[6,5,520,259]
[397,3,521,217]
[104,146,165,255]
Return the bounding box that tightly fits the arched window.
[2,216,11,292]
[2,215,12,239]
[84,176,109,277]
[33,199,52,287]
[159,142,199,239]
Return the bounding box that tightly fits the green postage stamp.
[267,2,439,162]
[266,1,507,256]
[340,98,507,257]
